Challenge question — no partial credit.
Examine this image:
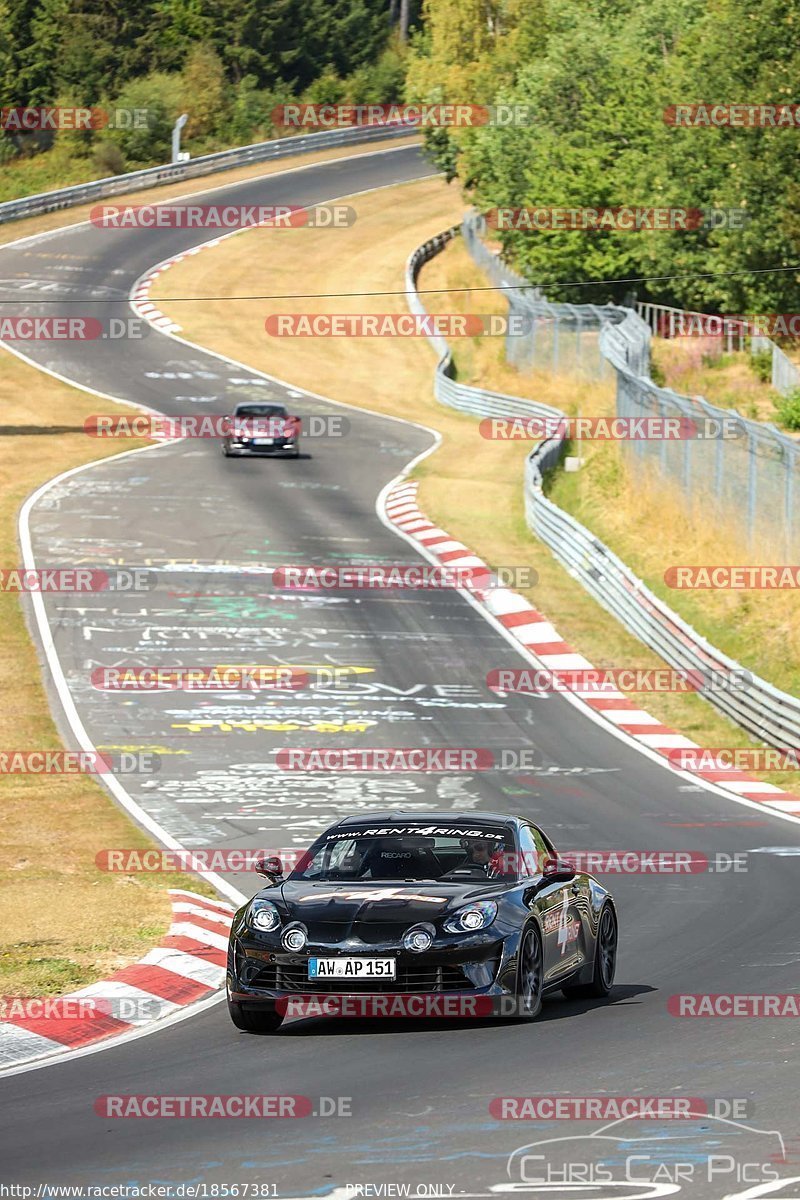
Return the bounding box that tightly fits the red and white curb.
[131,244,225,334]
[0,889,234,1070]
[384,480,800,816]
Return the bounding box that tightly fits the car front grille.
[247,960,472,992]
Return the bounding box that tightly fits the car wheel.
[562,903,617,999]
[222,445,232,456]
[227,997,284,1033]
[515,925,544,1020]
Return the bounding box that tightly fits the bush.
[343,42,407,105]
[227,78,286,144]
[775,388,800,431]
[700,350,735,370]
[750,348,773,383]
[92,140,125,176]
[301,67,347,106]
[0,134,18,165]
[648,357,666,387]
[103,72,182,164]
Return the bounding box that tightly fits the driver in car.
[461,837,503,875]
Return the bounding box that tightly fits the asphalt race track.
[1,142,800,1198]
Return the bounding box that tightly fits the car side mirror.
[255,855,284,882]
[542,856,576,883]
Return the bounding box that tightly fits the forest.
[4,0,800,311]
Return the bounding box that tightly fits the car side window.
[517,825,542,877]
[534,825,556,858]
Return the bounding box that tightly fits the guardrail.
[0,123,417,226]
[405,229,565,426]
[406,222,800,752]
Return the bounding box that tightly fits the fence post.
[785,444,795,557]
[715,423,725,501]
[658,393,667,475]
[747,430,757,548]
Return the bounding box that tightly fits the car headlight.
[403,925,434,953]
[443,900,498,933]
[281,924,307,951]
[248,899,281,932]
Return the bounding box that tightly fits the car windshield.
[234,404,287,418]
[289,825,517,882]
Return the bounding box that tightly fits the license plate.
[308,957,396,980]
[253,437,274,446]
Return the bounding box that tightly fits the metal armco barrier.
[406,223,800,753]
[405,229,564,426]
[0,123,417,226]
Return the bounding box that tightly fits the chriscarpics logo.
[501,1112,792,1198]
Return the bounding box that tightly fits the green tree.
[0,0,15,105]
[144,0,214,72]
[179,43,229,140]
[103,71,180,163]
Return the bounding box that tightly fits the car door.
[521,824,586,983]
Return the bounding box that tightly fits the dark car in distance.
[222,401,301,457]
[226,811,618,1033]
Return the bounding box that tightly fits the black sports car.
[221,402,301,457]
[226,811,618,1032]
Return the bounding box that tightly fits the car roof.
[333,811,523,829]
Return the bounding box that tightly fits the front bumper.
[225,438,299,455]
[228,930,520,1014]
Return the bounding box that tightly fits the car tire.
[222,445,232,457]
[562,903,617,999]
[515,925,544,1020]
[227,997,284,1033]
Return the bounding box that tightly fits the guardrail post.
[171,114,189,163]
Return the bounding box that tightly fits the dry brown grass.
[152,175,800,790]
[550,436,800,696]
[651,338,783,425]
[0,351,218,997]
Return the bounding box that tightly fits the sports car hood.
[269,879,505,940]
